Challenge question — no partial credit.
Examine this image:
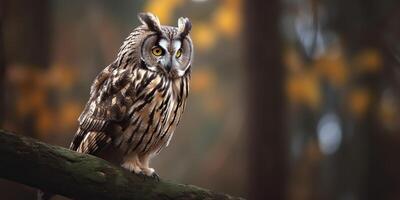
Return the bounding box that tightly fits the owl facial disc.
[138,13,193,79]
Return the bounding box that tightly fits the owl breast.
[114,68,190,156]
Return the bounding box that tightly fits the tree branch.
[0,130,244,200]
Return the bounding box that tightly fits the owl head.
[136,12,193,78]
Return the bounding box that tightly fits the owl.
[70,12,193,178]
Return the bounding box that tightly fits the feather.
[70,65,132,153]
[177,17,192,38]
[138,12,162,33]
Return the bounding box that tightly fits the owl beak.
[165,59,173,73]
[165,63,172,72]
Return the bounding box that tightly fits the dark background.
[1,0,400,200]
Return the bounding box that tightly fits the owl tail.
[37,189,54,200]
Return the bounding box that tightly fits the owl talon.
[137,171,147,181]
[151,172,160,182]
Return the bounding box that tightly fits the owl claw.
[135,171,159,182]
[137,171,147,181]
[151,172,160,182]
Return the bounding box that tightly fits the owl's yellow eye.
[176,49,182,58]
[152,47,164,56]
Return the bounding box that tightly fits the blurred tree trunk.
[330,0,400,199]
[3,0,51,138]
[4,0,51,68]
[244,1,287,200]
[0,0,6,124]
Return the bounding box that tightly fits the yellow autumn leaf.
[286,71,321,110]
[314,48,348,87]
[347,88,370,118]
[353,49,382,73]
[212,1,241,38]
[192,23,217,51]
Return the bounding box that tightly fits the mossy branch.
[0,129,244,200]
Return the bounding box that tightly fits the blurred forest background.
[1,0,400,200]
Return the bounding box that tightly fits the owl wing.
[70,64,132,154]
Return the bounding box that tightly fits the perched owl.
[37,12,193,200]
[38,12,192,200]
[70,12,193,178]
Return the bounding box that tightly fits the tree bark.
[0,129,244,200]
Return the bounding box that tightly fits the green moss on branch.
[0,130,244,200]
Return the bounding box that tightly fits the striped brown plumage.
[69,12,192,177]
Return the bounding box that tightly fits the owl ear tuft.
[138,12,162,33]
[177,17,192,38]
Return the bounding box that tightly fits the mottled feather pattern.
[71,62,190,156]
[70,27,147,152]
[68,13,192,181]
